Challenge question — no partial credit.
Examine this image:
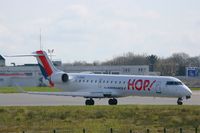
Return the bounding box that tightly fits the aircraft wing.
[26,91,105,98]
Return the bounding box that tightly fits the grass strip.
[0,105,199,133]
[191,87,200,91]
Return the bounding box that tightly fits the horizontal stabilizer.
[5,53,43,57]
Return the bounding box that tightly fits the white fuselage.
[54,73,192,99]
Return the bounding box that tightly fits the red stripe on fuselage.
[36,51,53,76]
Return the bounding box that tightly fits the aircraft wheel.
[177,98,183,105]
[108,98,118,105]
[113,98,118,105]
[85,98,94,105]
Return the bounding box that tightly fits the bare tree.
[146,55,158,72]
[62,51,200,76]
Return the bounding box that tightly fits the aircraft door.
[155,81,161,94]
[98,79,102,88]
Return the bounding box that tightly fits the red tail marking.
[49,80,55,87]
[36,51,53,76]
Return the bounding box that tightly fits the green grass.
[0,105,199,133]
[0,87,61,93]
[191,87,200,91]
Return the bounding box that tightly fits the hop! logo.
[128,79,156,91]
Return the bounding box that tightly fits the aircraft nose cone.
[184,85,192,99]
[188,88,192,95]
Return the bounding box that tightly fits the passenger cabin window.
[166,81,182,85]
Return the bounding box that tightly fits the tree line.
[64,52,200,76]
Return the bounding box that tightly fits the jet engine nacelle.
[51,72,69,83]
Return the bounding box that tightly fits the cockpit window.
[166,81,183,85]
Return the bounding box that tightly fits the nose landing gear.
[177,98,183,105]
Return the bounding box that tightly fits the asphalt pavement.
[0,91,199,106]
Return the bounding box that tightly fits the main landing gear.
[177,98,183,105]
[85,98,94,105]
[85,98,118,105]
[108,98,118,105]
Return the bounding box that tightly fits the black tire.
[85,99,90,105]
[113,98,118,105]
[177,101,183,105]
[108,98,118,105]
[177,98,183,105]
[90,99,94,105]
[108,99,113,105]
[85,99,94,105]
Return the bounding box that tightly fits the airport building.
[0,65,43,87]
[62,65,150,75]
[0,59,152,87]
[0,55,5,67]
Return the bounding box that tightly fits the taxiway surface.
[0,91,199,106]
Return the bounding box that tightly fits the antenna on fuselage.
[39,28,43,50]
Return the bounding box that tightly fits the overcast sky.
[0,0,200,65]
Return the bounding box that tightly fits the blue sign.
[187,67,198,77]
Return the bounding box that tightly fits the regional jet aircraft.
[10,50,192,105]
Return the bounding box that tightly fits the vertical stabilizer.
[34,50,58,80]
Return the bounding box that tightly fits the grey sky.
[0,0,200,65]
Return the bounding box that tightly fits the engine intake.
[61,73,68,82]
[51,72,69,83]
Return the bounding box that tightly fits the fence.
[8,127,199,133]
